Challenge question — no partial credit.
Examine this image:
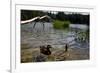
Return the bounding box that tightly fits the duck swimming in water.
[65,44,68,52]
[40,45,52,55]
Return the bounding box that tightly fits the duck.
[65,44,68,52]
[40,45,52,55]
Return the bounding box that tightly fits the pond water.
[21,22,89,49]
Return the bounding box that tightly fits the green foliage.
[53,20,70,29]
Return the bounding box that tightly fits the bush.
[63,21,70,28]
[53,20,70,29]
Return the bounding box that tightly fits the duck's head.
[47,45,52,49]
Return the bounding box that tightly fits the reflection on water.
[21,22,89,49]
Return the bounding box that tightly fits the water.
[70,24,88,30]
[21,22,89,49]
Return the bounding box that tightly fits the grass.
[53,20,70,29]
